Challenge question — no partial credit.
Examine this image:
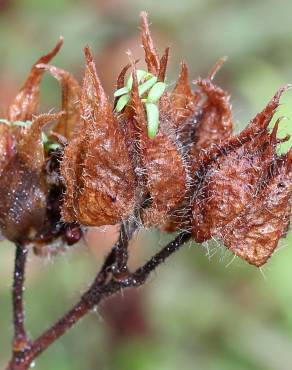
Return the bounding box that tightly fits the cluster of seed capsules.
[0,12,291,266]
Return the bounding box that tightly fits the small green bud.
[0,119,11,126]
[138,76,157,97]
[114,86,130,97]
[145,102,159,139]
[126,69,148,90]
[42,132,60,152]
[12,121,32,128]
[115,94,130,112]
[0,119,32,128]
[147,82,166,103]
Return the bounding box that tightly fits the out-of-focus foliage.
[1,0,292,369]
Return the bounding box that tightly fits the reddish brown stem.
[4,231,191,370]
[12,245,30,351]
[5,245,30,370]
[112,219,137,277]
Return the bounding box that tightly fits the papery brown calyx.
[0,113,62,243]
[0,39,82,247]
[223,149,292,266]
[160,58,234,232]
[61,13,190,228]
[129,62,189,226]
[191,86,292,266]
[61,47,137,226]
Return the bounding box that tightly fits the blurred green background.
[1,0,292,369]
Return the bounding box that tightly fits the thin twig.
[4,244,30,370]
[129,231,191,286]
[12,244,30,353]
[112,219,136,277]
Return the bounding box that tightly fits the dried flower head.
[0,12,291,267]
[192,87,292,266]
[45,12,292,266]
[60,13,189,228]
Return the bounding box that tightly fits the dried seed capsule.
[61,47,136,226]
[0,113,62,243]
[222,151,292,266]
[191,86,292,266]
[130,64,189,227]
[0,39,82,249]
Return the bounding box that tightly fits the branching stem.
[4,230,191,370]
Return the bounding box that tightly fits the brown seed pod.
[61,47,136,226]
[61,13,190,228]
[129,64,189,226]
[160,60,233,233]
[191,86,291,265]
[1,11,290,268]
[222,150,292,266]
[0,113,61,243]
[0,39,83,248]
[130,15,190,227]
[0,38,64,174]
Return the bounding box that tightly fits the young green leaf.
[115,93,130,112]
[138,76,158,97]
[12,121,32,128]
[0,119,11,126]
[126,69,148,90]
[147,82,166,103]
[114,86,130,97]
[42,132,60,152]
[145,102,159,139]
[0,119,32,128]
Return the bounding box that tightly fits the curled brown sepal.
[243,84,291,138]
[222,150,292,267]
[18,113,64,171]
[61,47,136,226]
[191,88,290,257]
[190,60,233,168]
[157,47,170,82]
[7,37,63,122]
[130,64,189,226]
[170,62,199,127]
[0,123,11,176]
[160,61,232,232]
[36,64,81,140]
[140,11,160,75]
